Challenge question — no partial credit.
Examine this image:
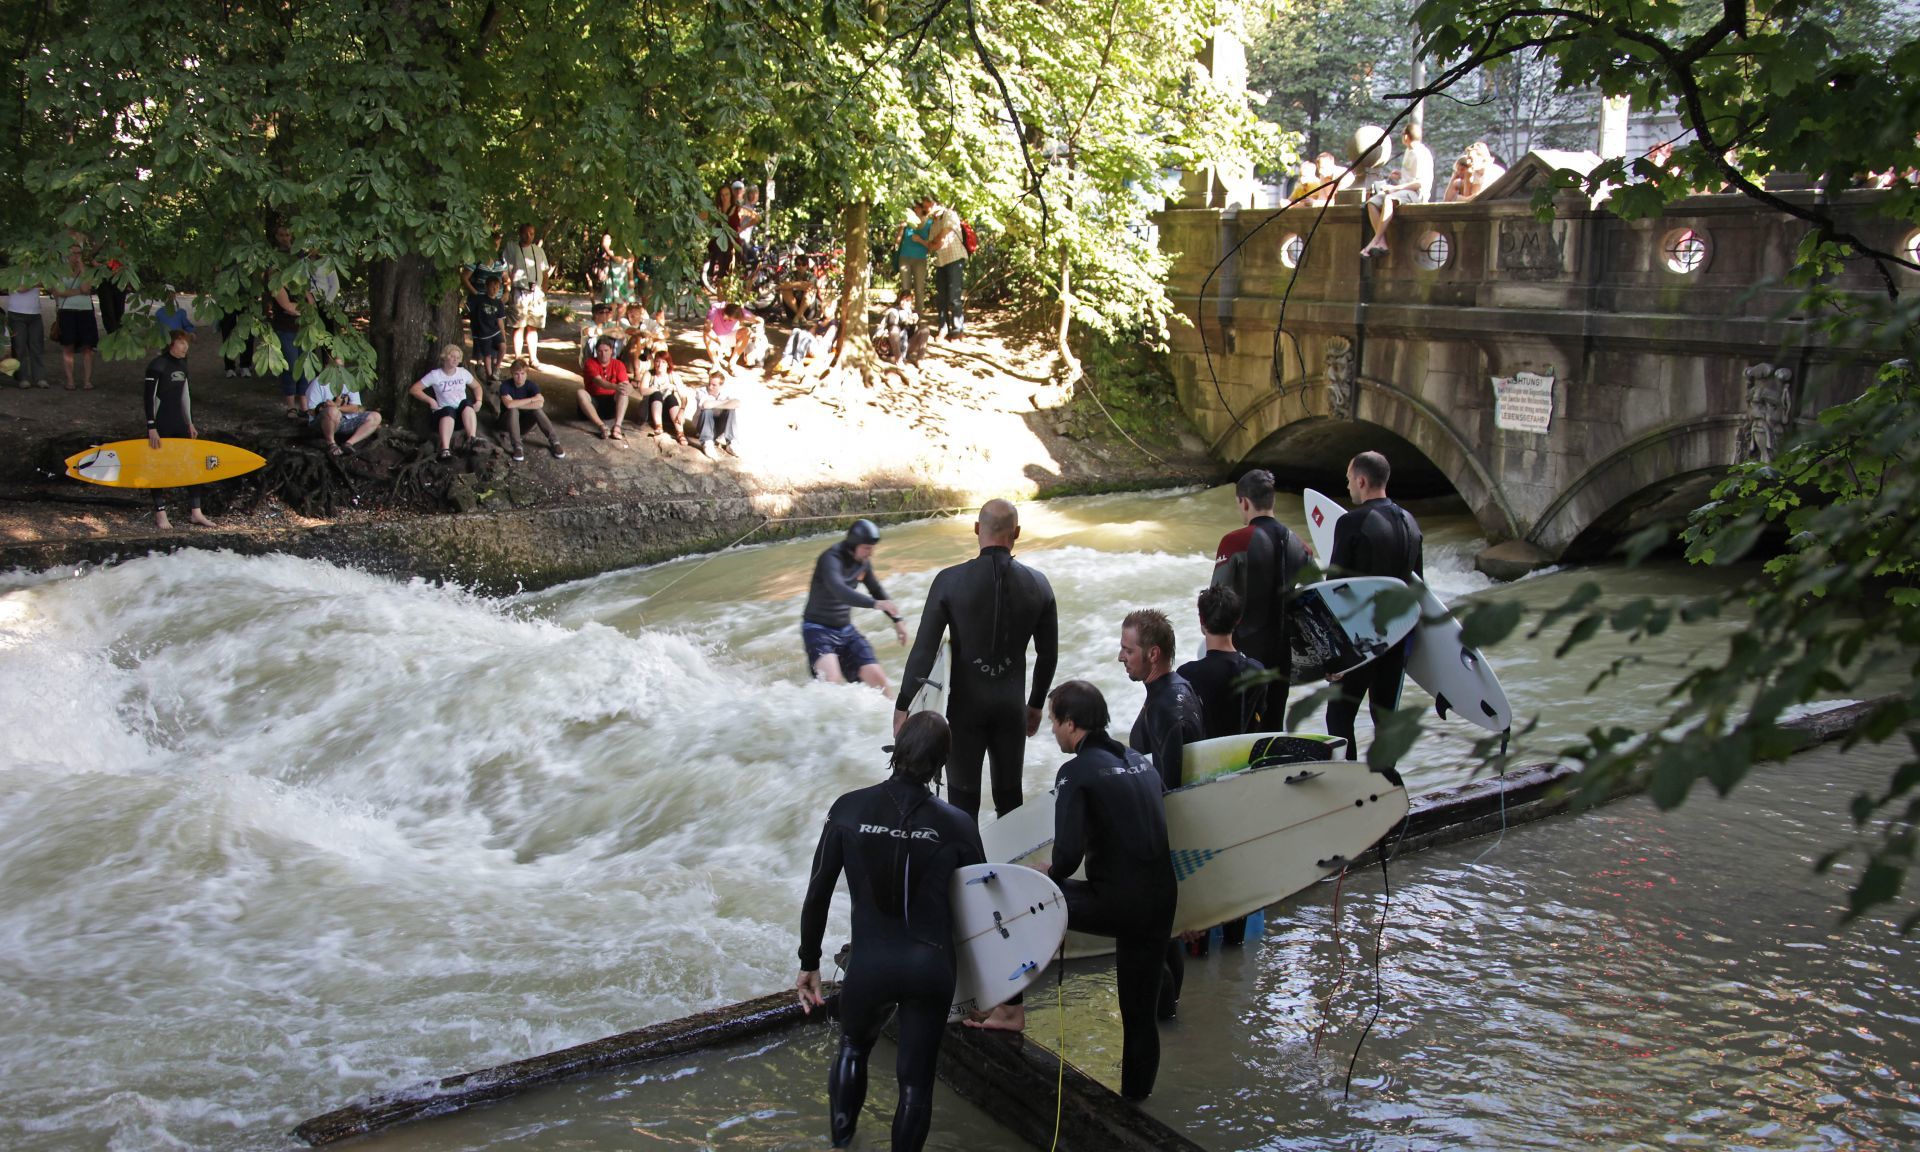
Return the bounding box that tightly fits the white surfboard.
[1182,730,1346,786]
[947,863,1068,1021]
[909,638,950,717]
[1290,576,1420,681]
[979,761,1407,958]
[1303,488,1513,734]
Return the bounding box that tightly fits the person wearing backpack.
[917,195,969,340]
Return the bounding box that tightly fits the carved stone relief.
[1496,218,1564,279]
[1738,363,1795,464]
[1324,336,1355,418]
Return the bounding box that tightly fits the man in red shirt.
[574,337,632,441]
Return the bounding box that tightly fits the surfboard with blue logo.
[980,760,1406,957]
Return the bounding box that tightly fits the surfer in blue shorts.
[802,519,909,693]
[1324,451,1423,781]
[795,713,985,1151]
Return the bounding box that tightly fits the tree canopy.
[0,0,1275,404]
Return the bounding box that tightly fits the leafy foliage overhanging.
[0,0,1282,402]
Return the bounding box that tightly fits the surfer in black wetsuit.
[895,499,1059,821]
[802,519,909,693]
[1209,468,1308,726]
[142,326,215,531]
[1176,585,1265,741]
[1324,451,1423,779]
[795,713,985,1151]
[1117,607,1199,1012]
[1120,608,1206,791]
[1040,680,1179,1101]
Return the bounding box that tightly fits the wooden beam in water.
[292,988,833,1145]
[929,1024,1210,1152]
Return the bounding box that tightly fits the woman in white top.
[409,343,483,461]
[52,246,99,390]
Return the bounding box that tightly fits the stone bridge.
[1158,153,1912,574]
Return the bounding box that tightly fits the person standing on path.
[794,712,985,1152]
[143,326,214,530]
[6,269,47,389]
[895,499,1059,822]
[918,195,967,339]
[264,219,312,417]
[52,245,100,391]
[502,224,550,369]
[1324,450,1423,781]
[803,518,908,694]
[896,207,930,309]
[1209,468,1309,727]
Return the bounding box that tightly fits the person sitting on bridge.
[1360,123,1433,258]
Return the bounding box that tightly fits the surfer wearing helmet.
[795,712,984,1151]
[894,498,1059,821]
[802,518,909,693]
[1324,451,1423,778]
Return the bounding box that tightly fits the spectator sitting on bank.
[578,301,622,368]
[1360,123,1433,258]
[772,310,839,380]
[703,299,751,368]
[576,336,633,442]
[641,353,690,445]
[307,366,383,458]
[498,357,565,461]
[874,290,920,366]
[781,276,826,326]
[740,310,770,370]
[410,342,483,462]
[620,301,667,373]
[469,276,508,382]
[694,368,740,459]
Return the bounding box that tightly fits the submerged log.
[928,1024,1209,1152]
[292,987,833,1145]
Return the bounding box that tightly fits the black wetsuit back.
[1235,517,1306,672]
[802,541,888,629]
[1128,671,1206,791]
[799,778,984,1152]
[897,547,1059,820]
[1176,649,1266,739]
[1051,731,1178,1101]
[1326,498,1424,776]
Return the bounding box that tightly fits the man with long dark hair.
[795,713,984,1151]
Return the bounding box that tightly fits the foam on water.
[0,488,1770,1149]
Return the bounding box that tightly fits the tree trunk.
[367,253,459,419]
[833,199,876,388]
[1057,252,1082,389]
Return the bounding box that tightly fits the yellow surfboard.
[65,438,267,489]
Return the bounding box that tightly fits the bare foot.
[964,1004,1026,1032]
[154,510,172,531]
[189,510,216,528]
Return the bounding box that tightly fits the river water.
[0,486,1912,1150]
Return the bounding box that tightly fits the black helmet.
[846,518,881,546]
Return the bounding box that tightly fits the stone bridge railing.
[1157,153,1913,571]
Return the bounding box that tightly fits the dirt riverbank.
[0,300,1220,590]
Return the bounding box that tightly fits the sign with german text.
[1492,371,1555,433]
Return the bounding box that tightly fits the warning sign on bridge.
[1491,371,1555,433]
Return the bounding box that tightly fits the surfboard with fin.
[66,437,266,489]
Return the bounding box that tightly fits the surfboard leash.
[1310,864,1351,1059]
[1047,939,1066,1152]
[1468,762,1510,869]
[1342,810,1411,1100]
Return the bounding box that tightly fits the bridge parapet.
[1161,153,1912,569]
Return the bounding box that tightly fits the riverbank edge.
[0,469,1222,595]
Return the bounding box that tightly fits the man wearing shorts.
[307,372,383,458]
[502,223,550,368]
[575,337,632,441]
[802,519,909,693]
[410,343,482,461]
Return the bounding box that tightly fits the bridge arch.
[1529,416,1744,559]
[1234,377,1522,540]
